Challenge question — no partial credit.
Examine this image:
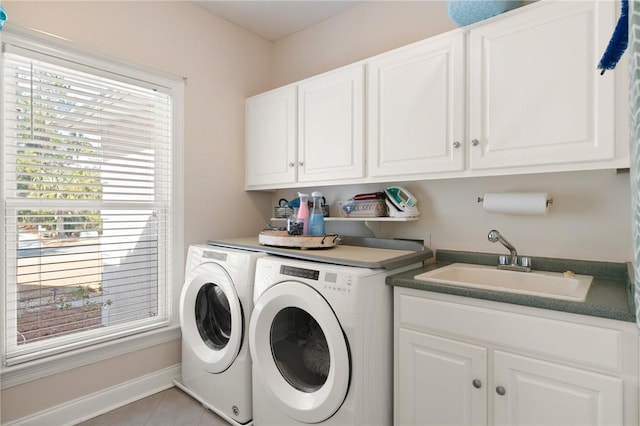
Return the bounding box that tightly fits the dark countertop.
[387,249,636,323]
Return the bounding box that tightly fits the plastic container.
[338,199,388,218]
[309,191,325,236]
[287,207,303,235]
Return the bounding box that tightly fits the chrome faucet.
[487,230,531,272]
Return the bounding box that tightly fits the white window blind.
[2,38,175,365]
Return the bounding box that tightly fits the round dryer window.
[249,281,350,423]
[271,307,330,393]
[180,263,243,374]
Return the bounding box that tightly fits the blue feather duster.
[598,0,628,74]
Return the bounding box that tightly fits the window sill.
[1,325,181,389]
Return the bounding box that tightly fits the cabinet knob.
[496,386,506,396]
[471,139,480,147]
[453,141,461,149]
[288,162,295,167]
[472,379,482,389]
[298,161,304,166]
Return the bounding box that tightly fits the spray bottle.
[297,192,310,236]
[309,191,325,236]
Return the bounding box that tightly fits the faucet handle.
[519,257,531,268]
[498,255,509,265]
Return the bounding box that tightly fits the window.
[1,31,183,366]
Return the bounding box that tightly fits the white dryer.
[249,255,419,426]
[176,244,266,425]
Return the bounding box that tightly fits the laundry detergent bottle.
[297,192,310,235]
[309,191,325,236]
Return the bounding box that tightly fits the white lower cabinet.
[493,350,623,425]
[394,287,638,426]
[397,329,487,425]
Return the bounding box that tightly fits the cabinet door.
[245,86,297,188]
[297,65,364,183]
[468,1,616,170]
[396,328,487,426]
[368,32,465,178]
[493,350,623,426]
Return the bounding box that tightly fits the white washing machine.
[176,244,266,425]
[249,255,419,426]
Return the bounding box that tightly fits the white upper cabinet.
[367,32,466,178]
[245,65,364,190]
[245,0,627,190]
[468,0,618,170]
[245,85,297,188]
[298,65,365,183]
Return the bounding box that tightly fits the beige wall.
[270,1,456,87]
[1,341,180,422]
[0,1,272,423]
[275,169,631,263]
[268,1,633,263]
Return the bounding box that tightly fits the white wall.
[0,1,272,423]
[268,1,633,263]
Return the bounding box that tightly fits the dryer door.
[180,263,243,373]
[249,281,350,423]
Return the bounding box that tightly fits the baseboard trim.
[6,364,181,426]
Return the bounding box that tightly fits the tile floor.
[76,387,229,426]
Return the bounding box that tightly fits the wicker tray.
[258,231,338,249]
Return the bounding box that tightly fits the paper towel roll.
[481,192,550,215]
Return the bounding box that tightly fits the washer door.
[180,262,243,373]
[249,281,350,423]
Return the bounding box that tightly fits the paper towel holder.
[477,196,553,207]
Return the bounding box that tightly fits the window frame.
[0,25,184,387]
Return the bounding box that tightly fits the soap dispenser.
[309,191,325,236]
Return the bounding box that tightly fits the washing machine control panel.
[322,271,353,294]
[280,265,319,280]
[278,265,353,294]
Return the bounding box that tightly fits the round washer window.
[270,307,330,393]
[195,283,232,350]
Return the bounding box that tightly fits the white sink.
[414,263,593,301]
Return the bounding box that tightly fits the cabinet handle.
[472,379,482,389]
[288,162,295,168]
[298,161,304,166]
[471,139,480,147]
[453,141,461,149]
[496,386,506,396]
